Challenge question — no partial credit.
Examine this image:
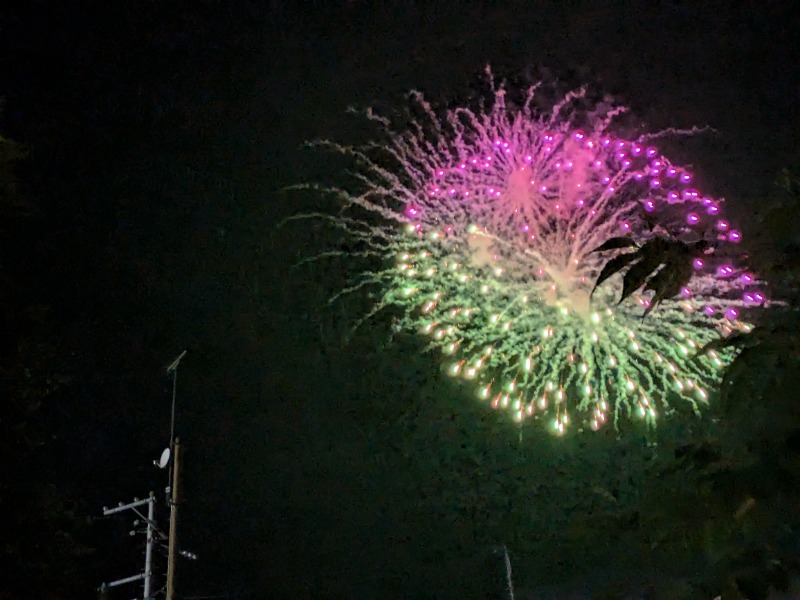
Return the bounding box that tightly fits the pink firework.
[304,68,766,432]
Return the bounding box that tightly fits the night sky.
[2,2,799,599]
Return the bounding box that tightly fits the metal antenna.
[166,350,187,442]
[166,350,187,495]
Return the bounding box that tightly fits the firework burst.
[299,69,765,433]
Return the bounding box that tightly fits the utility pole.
[99,492,157,599]
[143,492,156,599]
[166,437,181,600]
[165,349,187,600]
[99,351,194,599]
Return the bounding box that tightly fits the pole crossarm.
[99,492,158,599]
[104,572,146,588]
[102,495,155,516]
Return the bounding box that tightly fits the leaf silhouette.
[590,236,639,253]
[618,238,670,303]
[591,252,639,297]
[642,252,693,316]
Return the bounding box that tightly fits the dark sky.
[1,1,799,598]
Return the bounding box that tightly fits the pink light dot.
[668,191,679,202]
[652,160,663,168]
[717,265,734,277]
[634,172,644,180]
[574,131,585,140]
[594,160,603,168]
[525,155,532,162]
[704,305,716,316]
[707,204,719,215]
[620,221,631,232]
[643,199,655,212]
[646,147,657,157]
[682,189,699,199]
[449,188,456,195]
[754,292,764,303]
[743,293,754,303]
[687,213,700,225]
[725,308,739,320]
[602,176,611,184]
[602,138,611,146]
[716,219,729,231]
[693,258,704,269]
[622,159,631,168]
[680,287,692,298]
[576,199,585,207]
[728,230,742,243]
[681,173,692,183]
[667,168,677,177]
[740,273,753,284]
[632,145,642,155]
[406,207,419,217]
[586,140,595,148]
[540,186,547,193]
[523,224,530,232]
[616,140,626,149]
[650,179,661,188]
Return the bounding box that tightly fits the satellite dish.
[155,447,171,469]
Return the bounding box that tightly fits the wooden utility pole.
[166,437,181,600]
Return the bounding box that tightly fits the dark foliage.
[592,235,707,316]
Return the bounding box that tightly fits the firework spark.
[300,70,764,433]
